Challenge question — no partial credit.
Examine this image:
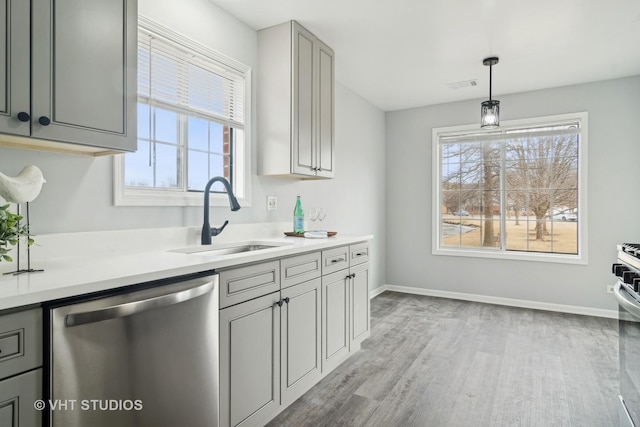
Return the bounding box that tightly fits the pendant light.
[481,56,500,129]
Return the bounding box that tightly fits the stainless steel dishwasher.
[46,272,219,427]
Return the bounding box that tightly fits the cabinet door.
[291,22,316,176]
[321,269,350,373]
[0,368,42,427]
[220,292,281,427]
[316,41,334,178]
[350,262,370,349]
[0,0,30,137]
[30,0,137,151]
[280,278,322,406]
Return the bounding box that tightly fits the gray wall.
[0,0,387,291]
[386,76,640,311]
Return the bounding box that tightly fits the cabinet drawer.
[349,242,370,266]
[0,308,42,380]
[281,252,321,289]
[219,261,281,308]
[321,246,349,275]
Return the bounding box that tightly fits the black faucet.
[201,177,241,245]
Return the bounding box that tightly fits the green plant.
[0,204,33,262]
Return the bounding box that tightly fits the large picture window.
[114,16,251,206]
[433,113,587,264]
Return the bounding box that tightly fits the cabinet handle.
[345,273,356,280]
[275,300,284,307]
[38,116,51,126]
[331,258,345,264]
[17,112,30,122]
[284,297,290,304]
[354,252,366,257]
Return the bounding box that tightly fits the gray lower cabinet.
[0,0,137,153]
[219,259,323,427]
[0,368,42,427]
[0,307,43,427]
[321,245,371,372]
[280,278,322,407]
[321,269,350,373]
[219,291,282,427]
[350,262,371,349]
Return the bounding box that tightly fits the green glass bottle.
[293,196,304,234]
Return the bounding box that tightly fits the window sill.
[432,247,587,265]
[114,188,251,207]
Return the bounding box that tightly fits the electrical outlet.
[607,284,615,294]
[267,195,277,211]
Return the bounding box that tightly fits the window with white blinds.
[114,16,251,207]
[137,27,245,129]
[432,112,588,264]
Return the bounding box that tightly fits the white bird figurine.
[0,165,46,204]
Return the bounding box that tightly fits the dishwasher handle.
[65,277,216,327]
[614,280,640,321]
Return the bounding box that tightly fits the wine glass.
[308,207,319,230]
[317,208,326,230]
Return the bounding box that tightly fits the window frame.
[114,15,252,207]
[432,112,588,265]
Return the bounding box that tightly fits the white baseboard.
[369,286,387,299]
[369,284,618,319]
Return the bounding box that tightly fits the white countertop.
[0,229,372,310]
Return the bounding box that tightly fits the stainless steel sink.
[169,241,291,255]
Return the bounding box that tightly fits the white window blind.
[138,27,245,129]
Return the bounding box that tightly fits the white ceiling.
[209,0,640,112]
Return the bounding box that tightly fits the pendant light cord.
[489,64,492,102]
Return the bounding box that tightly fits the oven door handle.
[64,278,216,327]
[614,281,640,320]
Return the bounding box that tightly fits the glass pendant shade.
[481,99,500,129]
[481,56,500,129]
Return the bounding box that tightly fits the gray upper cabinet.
[0,0,137,154]
[0,0,30,138]
[258,20,335,179]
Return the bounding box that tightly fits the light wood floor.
[268,291,619,427]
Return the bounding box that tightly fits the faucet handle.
[211,220,229,237]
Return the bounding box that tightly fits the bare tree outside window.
[505,129,578,252]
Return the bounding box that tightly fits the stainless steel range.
[613,243,640,427]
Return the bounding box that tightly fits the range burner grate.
[622,243,640,258]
